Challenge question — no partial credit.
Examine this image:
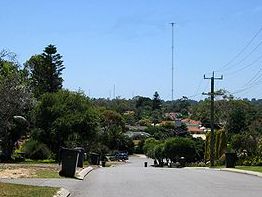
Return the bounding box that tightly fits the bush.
[143,138,158,159]
[251,156,262,166]
[164,137,197,162]
[243,159,252,166]
[134,139,145,154]
[21,140,52,160]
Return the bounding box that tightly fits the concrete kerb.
[54,188,70,197]
[45,166,95,197]
[220,168,262,178]
[185,166,262,178]
[76,166,94,180]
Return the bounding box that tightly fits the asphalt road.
[70,156,262,197]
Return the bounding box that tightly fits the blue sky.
[1,0,262,100]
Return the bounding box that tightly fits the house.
[164,112,182,120]
[182,118,206,140]
[126,125,147,131]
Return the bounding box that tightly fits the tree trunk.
[1,128,14,162]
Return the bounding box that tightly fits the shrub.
[134,139,145,154]
[164,137,197,162]
[143,138,158,159]
[243,159,252,166]
[251,156,262,166]
[21,140,52,160]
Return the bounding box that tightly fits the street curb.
[76,166,94,180]
[54,188,70,197]
[220,168,262,178]
[133,154,147,158]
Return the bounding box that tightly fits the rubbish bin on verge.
[90,153,100,165]
[225,153,236,168]
[59,148,80,177]
[75,147,85,168]
[144,162,147,167]
[179,157,186,167]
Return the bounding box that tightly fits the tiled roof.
[182,118,202,125]
[187,126,205,134]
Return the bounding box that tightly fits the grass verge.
[34,169,61,178]
[0,182,59,197]
[235,166,262,173]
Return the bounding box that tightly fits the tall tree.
[24,44,65,97]
[31,90,100,157]
[152,91,161,111]
[0,50,34,161]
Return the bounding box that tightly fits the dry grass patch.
[0,164,61,178]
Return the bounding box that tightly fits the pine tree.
[24,44,65,97]
[152,91,161,111]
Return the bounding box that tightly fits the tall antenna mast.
[113,84,116,99]
[170,22,175,101]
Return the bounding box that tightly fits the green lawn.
[212,165,262,173]
[34,169,61,178]
[0,182,59,197]
[235,166,262,173]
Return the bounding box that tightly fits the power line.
[243,69,262,88]
[187,93,203,99]
[223,54,262,76]
[216,26,262,72]
[220,39,262,73]
[231,76,262,95]
[187,78,206,99]
[195,78,204,95]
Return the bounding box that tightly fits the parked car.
[115,152,129,160]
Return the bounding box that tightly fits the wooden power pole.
[203,71,223,166]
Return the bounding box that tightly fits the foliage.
[100,109,125,132]
[154,143,165,164]
[175,96,191,117]
[231,133,257,155]
[152,91,161,111]
[205,129,227,162]
[143,138,159,159]
[30,90,100,158]
[192,137,205,161]
[134,139,145,154]
[0,50,34,161]
[99,109,134,152]
[21,140,52,160]
[164,137,197,162]
[143,137,198,163]
[215,129,227,159]
[225,100,251,136]
[24,44,65,98]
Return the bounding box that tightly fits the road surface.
[70,156,262,197]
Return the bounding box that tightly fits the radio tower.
[170,22,175,101]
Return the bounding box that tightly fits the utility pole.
[203,71,223,166]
